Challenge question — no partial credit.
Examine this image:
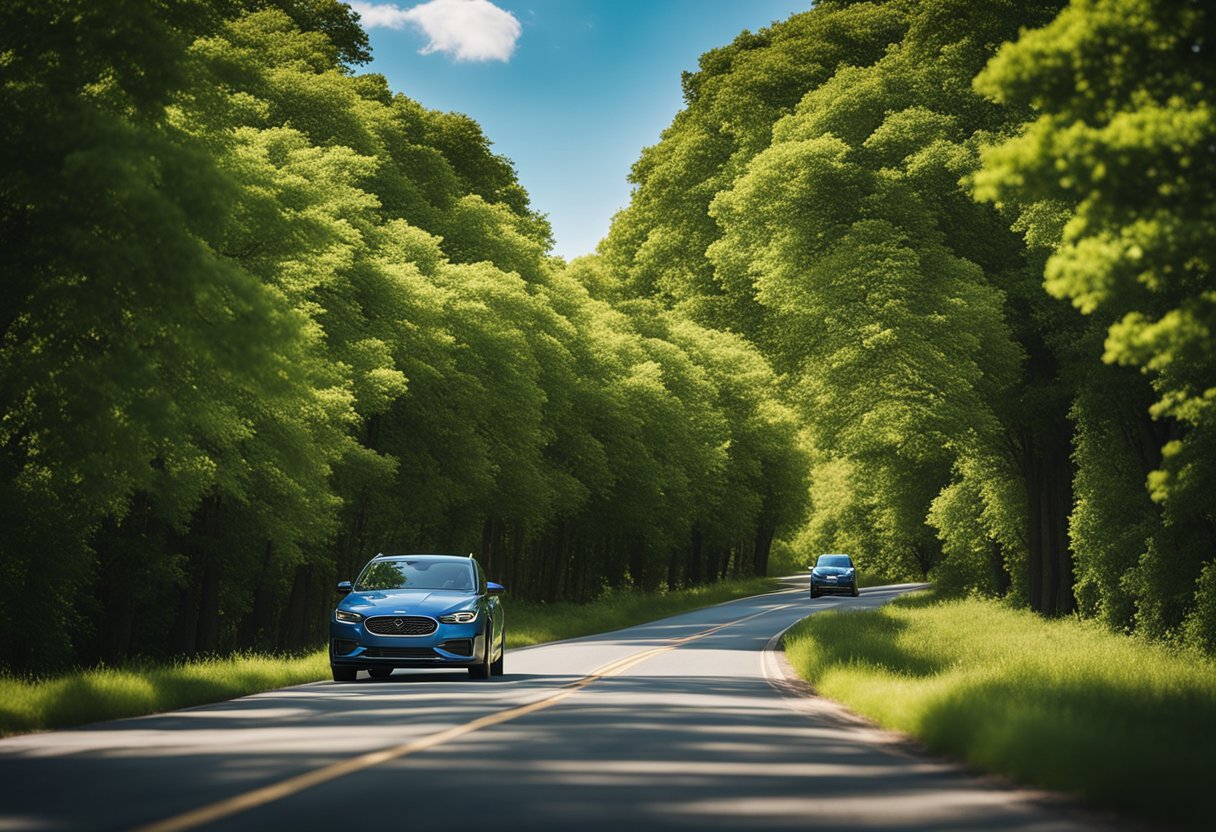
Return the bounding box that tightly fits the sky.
[349,0,812,260]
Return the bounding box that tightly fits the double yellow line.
[134,596,795,832]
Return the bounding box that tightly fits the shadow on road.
[0,669,1115,832]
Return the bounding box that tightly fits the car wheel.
[368,666,393,680]
[469,619,493,679]
[851,584,860,597]
[491,628,505,676]
[810,589,820,599]
[331,665,357,682]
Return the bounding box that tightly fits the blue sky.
[350,0,811,260]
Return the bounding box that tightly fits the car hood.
[812,567,853,576]
[339,589,478,618]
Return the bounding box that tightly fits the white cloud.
[350,0,521,63]
[349,2,413,29]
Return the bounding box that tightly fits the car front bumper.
[330,618,488,668]
[811,578,856,595]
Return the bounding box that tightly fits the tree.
[600,1,911,336]
[0,0,357,668]
[975,0,1216,647]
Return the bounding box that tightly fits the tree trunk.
[548,522,571,601]
[629,537,646,589]
[752,526,775,577]
[279,565,310,650]
[1025,430,1076,615]
[717,546,731,581]
[989,540,1011,595]
[666,545,681,590]
[687,527,704,585]
[195,554,221,655]
[605,532,626,588]
[509,525,524,597]
[237,541,277,650]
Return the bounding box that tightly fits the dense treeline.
[0,0,808,673]
[3,0,1211,674]
[602,0,1215,650]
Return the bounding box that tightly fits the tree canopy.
[602,0,1215,652]
[0,0,807,672]
[1,0,1211,671]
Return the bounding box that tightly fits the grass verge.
[858,571,897,588]
[0,576,779,737]
[783,590,1216,829]
[0,651,330,738]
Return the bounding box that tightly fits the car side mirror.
[486,581,505,596]
[336,580,352,595]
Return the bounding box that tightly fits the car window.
[355,559,475,591]
[816,555,853,568]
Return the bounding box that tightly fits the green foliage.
[601,0,911,329]
[0,0,355,668]
[975,0,1216,645]
[0,1,807,673]
[926,479,1003,596]
[4,0,1211,674]
[784,591,1216,828]
[608,0,1064,592]
[602,0,1214,653]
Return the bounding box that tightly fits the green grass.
[858,571,897,588]
[0,576,778,737]
[783,590,1216,829]
[0,651,331,738]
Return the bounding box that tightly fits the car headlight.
[334,609,364,624]
[439,610,478,624]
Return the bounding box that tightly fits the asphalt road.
[0,582,1123,831]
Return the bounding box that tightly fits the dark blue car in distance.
[330,553,505,682]
[809,553,860,598]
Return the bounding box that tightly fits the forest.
[1,0,1212,674]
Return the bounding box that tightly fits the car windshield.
[355,559,475,591]
[816,555,853,568]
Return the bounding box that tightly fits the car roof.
[371,553,473,562]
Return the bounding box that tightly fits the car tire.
[851,584,860,597]
[810,589,820,599]
[332,665,357,682]
[368,666,393,680]
[469,619,493,679]
[491,628,505,676]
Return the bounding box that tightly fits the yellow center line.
[131,597,797,832]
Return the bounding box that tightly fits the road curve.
[0,583,1121,831]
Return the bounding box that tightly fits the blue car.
[330,553,505,682]
[809,553,860,598]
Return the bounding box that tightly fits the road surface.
[0,582,1123,831]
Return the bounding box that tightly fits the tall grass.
[784,591,1216,828]
[0,576,779,737]
[0,651,330,737]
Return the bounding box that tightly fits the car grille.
[362,647,438,659]
[365,615,438,636]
